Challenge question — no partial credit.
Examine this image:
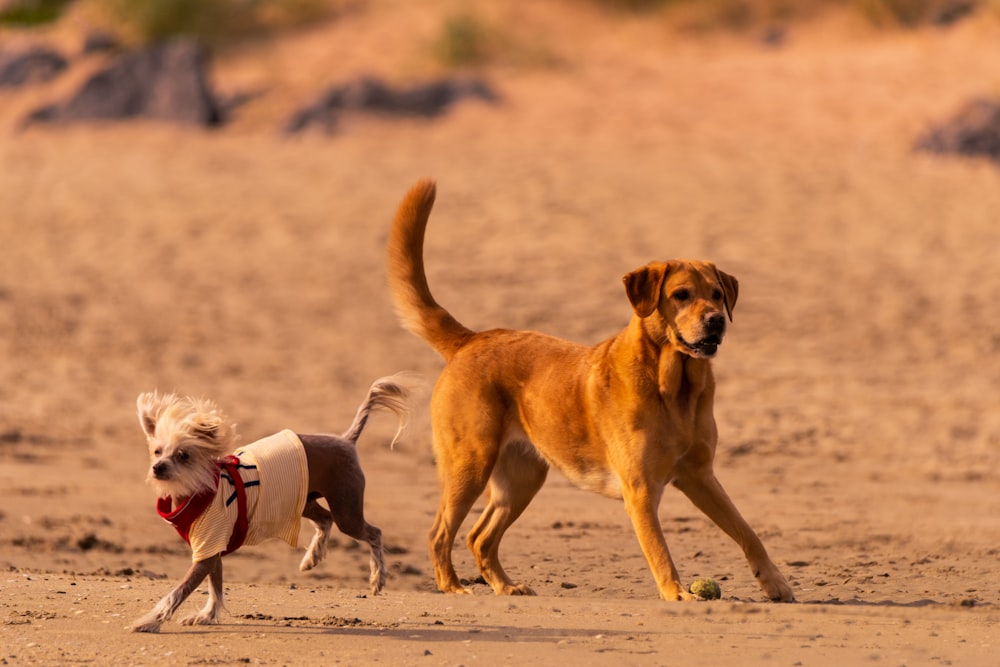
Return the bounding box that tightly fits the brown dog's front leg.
[673,471,795,602]
[622,484,696,601]
[131,555,220,633]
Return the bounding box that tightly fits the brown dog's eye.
[712,289,723,301]
[672,289,691,302]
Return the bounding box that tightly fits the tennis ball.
[689,577,722,600]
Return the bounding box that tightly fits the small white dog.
[131,375,412,633]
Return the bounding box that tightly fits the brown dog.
[387,179,794,602]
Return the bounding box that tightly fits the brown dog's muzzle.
[676,311,727,358]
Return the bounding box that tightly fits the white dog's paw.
[131,619,162,633]
[300,541,327,571]
[179,612,219,626]
[299,553,317,572]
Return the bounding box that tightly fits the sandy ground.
[2,1,999,664]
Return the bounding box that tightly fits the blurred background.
[1,0,998,604]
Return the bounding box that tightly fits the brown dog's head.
[136,392,237,499]
[623,260,738,359]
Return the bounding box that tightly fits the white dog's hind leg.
[300,498,333,572]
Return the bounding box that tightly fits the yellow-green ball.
[689,577,721,600]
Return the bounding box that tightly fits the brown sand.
[2,2,999,665]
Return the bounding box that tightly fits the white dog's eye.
[176,450,189,462]
[153,448,162,457]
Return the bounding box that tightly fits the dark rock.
[25,38,222,127]
[916,98,1000,163]
[217,88,264,118]
[932,1,976,27]
[285,75,498,134]
[760,26,787,48]
[0,47,67,87]
[81,30,122,55]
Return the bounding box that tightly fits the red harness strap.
[218,455,249,556]
[156,475,217,544]
[156,455,250,556]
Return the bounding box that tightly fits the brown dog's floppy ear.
[623,262,668,318]
[714,268,739,322]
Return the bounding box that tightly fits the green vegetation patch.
[0,0,74,26]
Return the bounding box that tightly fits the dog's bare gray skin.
[131,376,411,633]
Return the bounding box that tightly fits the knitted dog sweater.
[158,430,309,562]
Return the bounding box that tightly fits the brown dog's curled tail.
[387,179,474,361]
[341,373,419,448]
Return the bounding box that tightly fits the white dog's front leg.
[179,557,225,626]
[131,556,219,633]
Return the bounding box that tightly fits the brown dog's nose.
[705,312,726,332]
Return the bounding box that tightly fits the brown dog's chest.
[504,352,717,498]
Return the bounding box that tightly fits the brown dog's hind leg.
[428,475,487,594]
[672,470,795,602]
[467,442,548,595]
[427,404,504,594]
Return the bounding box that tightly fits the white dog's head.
[136,392,237,499]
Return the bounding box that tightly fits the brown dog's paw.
[659,584,698,601]
[498,583,536,596]
[757,570,796,602]
[441,583,474,595]
[765,584,796,603]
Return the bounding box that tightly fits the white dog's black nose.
[152,461,170,479]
